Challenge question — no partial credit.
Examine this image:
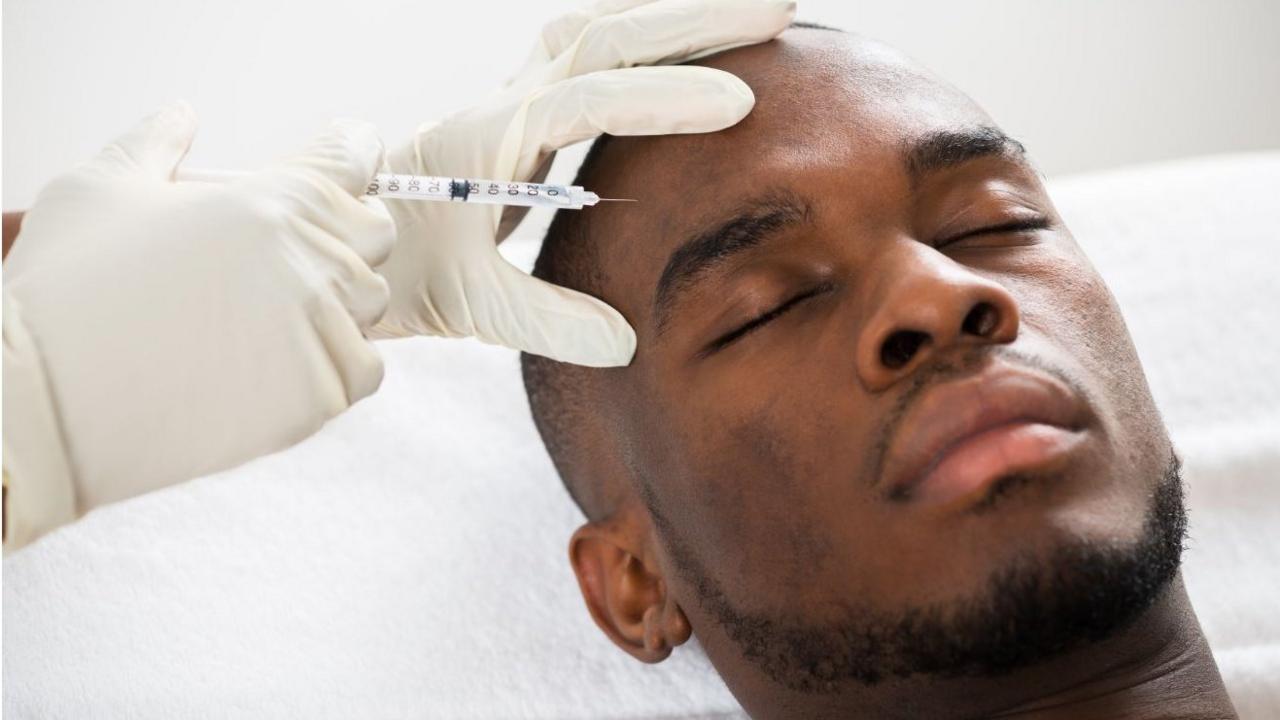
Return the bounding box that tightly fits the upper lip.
[880,360,1089,498]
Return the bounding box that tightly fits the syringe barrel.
[366,174,595,208]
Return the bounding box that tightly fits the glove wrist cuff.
[3,296,80,552]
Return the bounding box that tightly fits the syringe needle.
[596,198,638,203]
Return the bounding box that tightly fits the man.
[521,25,1239,719]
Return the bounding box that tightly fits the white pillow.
[5,152,1278,719]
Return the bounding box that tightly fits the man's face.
[574,29,1177,701]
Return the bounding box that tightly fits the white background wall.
[4,0,1279,208]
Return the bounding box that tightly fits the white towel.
[5,152,1278,719]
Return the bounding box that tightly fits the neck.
[988,579,1236,720]
[731,576,1237,720]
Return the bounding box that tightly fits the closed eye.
[703,282,837,356]
[935,216,1050,248]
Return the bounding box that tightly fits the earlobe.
[570,520,691,663]
[648,595,693,658]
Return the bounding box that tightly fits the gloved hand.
[2,103,395,549]
[372,0,797,366]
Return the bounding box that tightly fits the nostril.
[962,302,999,338]
[880,330,929,369]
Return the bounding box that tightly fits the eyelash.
[935,216,1051,248]
[705,282,836,355]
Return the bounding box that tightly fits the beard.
[647,453,1187,694]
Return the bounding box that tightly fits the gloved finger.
[552,0,796,78]
[472,255,636,367]
[86,101,197,179]
[533,0,654,63]
[261,120,396,267]
[309,293,386,403]
[262,170,398,269]
[354,196,397,267]
[277,119,385,199]
[510,65,753,176]
[316,191,396,269]
[495,153,554,242]
[289,214,392,331]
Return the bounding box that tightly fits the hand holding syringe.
[175,1,793,370]
[178,169,634,210]
[2,0,795,551]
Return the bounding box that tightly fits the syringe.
[176,169,634,211]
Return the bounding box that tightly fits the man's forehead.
[581,28,994,324]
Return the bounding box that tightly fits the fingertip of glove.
[155,99,199,153]
[138,99,197,143]
[677,67,756,128]
[160,99,197,127]
[328,118,384,155]
[720,72,756,114]
[562,307,637,368]
[643,64,756,107]
[92,100,198,177]
[360,197,398,267]
[288,119,385,194]
[606,325,638,367]
[330,117,378,135]
[347,347,387,403]
[543,330,635,368]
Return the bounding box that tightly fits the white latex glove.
[2,103,395,549]
[372,0,797,366]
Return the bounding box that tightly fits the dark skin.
[3,212,23,259]
[4,213,24,533]
[564,30,1236,719]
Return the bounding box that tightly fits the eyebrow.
[905,126,1027,185]
[650,126,1026,334]
[652,191,813,336]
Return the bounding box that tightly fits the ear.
[569,517,692,663]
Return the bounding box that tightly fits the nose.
[855,242,1020,392]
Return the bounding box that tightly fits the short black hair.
[521,136,617,520]
[521,21,844,521]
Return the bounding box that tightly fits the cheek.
[645,369,873,592]
[1005,238,1171,466]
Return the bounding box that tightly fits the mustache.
[867,345,1096,493]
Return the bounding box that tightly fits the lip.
[882,360,1090,511]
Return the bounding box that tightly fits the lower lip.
[903,422,1085,511]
